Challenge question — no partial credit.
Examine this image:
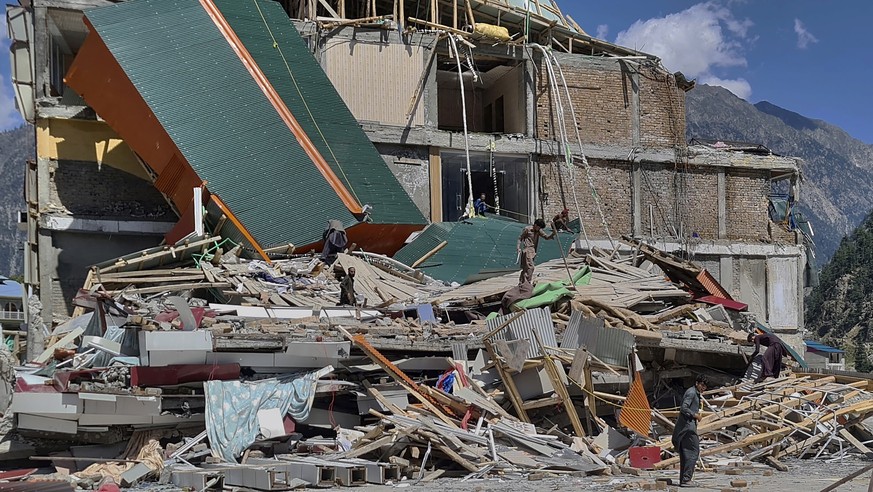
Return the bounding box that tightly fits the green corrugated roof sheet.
[394,217,576,284]
[85,0,424,249]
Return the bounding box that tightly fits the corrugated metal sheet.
[804,340,844,354]
[323,39,425,127]
[696,269,732,300]
[216,0,425,227]
[486,307,556,360]
[618,374,651,437]
[561,310,634,368]
[78,0,424,251]
[393,217,574,284]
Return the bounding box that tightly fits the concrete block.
[148,350,208,366]
[78,414,153,426]
[730,480,748,488]
[18,413,78,434]
[140,330,213,351]
[10,392,80,415]
[206,352,275,367]
[121,462,153,487]
[115,395,161,415]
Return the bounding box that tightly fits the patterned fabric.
[204,371,321,462]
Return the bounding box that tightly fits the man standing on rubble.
[748,332,786,382]
[339,267,356,306]
[516,218,556,285]
[673,375,707,488]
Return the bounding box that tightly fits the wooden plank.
[819,463,873,492]
[483,339,530,423]
[839,428,873,457]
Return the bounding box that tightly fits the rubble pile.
[0,234,869,490]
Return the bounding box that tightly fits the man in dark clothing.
[339,267,356,306]
[516,218,556,285]
[672,375,707,487]
[748,332,786,382]
[320,220,348,266]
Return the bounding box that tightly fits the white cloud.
[0,73,24,132]
[595,24,609,40]
[614,2,754,99]
[699,75,752,100]
[1,33,25,131]
[794,18,818,49]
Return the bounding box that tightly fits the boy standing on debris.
[516,218,556,285]
[339,267,356,306]
[673,375,707,487]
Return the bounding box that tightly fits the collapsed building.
[0,0,841,489]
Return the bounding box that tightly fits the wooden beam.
[464,0,475,28]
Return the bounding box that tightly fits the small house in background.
[0,276,25,328]
[804,340,845,371]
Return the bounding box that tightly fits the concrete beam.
[360,123,800,172]
[34,0,118,9]
[39,216,176,235]
[575,238,805,258]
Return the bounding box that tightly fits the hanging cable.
[448,34,475,218]
[550,50,617,249]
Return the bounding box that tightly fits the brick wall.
[535,55,686,150]
[535,57,632,147]
[726,169,770,241]
[539,160,777,242]
[638,64,686,148]
[539,158,632,238]
[49,160,175,221]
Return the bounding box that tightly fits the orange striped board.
[619,373,652,437]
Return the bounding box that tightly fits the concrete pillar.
[32,7,49,100]
[717,169,727,239]
[632,163,642,236]
[428,147,442,222]
[524,57,536,137]
[719,256,735,297]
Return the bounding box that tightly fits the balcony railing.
[0,310,25,321]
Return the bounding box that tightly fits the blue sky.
[564,1,873,144]
[2,1,872,143]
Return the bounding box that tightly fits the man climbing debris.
[516,218,556,285]
[339,267,356,306]
[749,331,787,382]
[552,208,571,232]
[672,375,707,488]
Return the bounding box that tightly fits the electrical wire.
[251,0,362,205]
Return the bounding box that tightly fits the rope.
[550,50,616,249]
[251,0,362,205]
[447,34,476,218]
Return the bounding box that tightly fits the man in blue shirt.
[473,193,489,216]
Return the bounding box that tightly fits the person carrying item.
[516,218,556,285]
[748,331,787,382]
[672,375,708,488]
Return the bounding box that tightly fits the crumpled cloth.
[204,371,322,462]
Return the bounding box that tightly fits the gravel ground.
[343,456,873,492]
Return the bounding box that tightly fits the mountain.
[805,212,873,369]
[0,125,31,277]
[685,84,873,264]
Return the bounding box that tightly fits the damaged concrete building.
[6,0,810,354]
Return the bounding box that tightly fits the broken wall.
[49,160,175,221]
[535,55,685,149]
[320,37,427,127]
[376,144,431,218]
